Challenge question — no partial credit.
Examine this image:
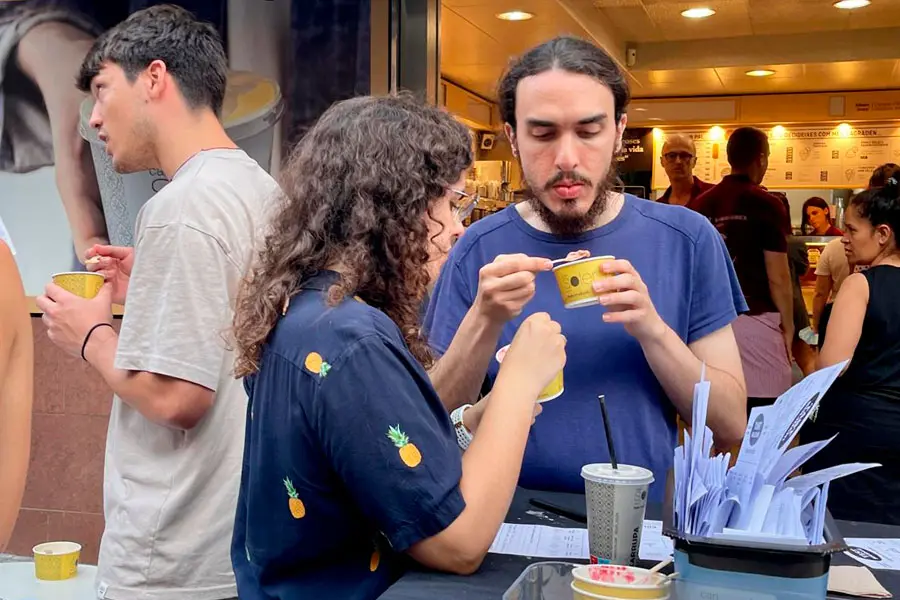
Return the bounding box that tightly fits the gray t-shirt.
[97,149,278,600]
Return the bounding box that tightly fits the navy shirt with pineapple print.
[232,271,466,600]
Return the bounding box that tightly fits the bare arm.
[83,327,213,430]
[0,243,33,551]
[817,273,869,370]
[409,314,564,574]
[812,275,833,332]
[16,21,107,259]
[764,250,795,353]
[427,308,502,411]
[641,324,747,449]
[428,254,552,411]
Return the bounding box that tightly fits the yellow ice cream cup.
[33,541,81,581]
[496,344,564,402]
[51,272,104,299]
[571,564,671,599]
[552,255,616,309]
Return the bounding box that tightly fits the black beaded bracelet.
[81,323,114,361]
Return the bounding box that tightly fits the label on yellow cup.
[33,541,81,581]
[51,272,104,299]
[496,344,564,402]
[553,255,615,309]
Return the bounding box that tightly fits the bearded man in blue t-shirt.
[425,36,749,501]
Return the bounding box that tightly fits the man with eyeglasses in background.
[657,133,713,207]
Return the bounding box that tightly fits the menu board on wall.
[652,125,900,190]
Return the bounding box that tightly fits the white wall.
[0,169,78,296]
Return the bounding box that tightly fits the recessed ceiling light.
[746,69,776,77]
[681,7,716,19]
[496,10,534,21]
[833,0,871,9]
[648,117,664,121]
[634,107,648,112]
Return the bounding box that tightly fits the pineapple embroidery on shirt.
[387,425,421,468]
[369,546,380,572]
[304,352,331,378]
[283,477,306,519]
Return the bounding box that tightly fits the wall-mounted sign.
[618,128,654,173]
[652,125,900,190]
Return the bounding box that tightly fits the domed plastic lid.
[581,463,654,486]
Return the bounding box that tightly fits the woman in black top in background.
[801,179,900,525]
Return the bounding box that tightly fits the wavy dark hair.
[233,94,472,377]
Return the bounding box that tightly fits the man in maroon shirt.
[658,133,714,206]
[690,127,794,412]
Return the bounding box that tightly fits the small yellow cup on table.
[552,255,616,309]
[33,541,82,581]
[496,344,564,402]
[51,272,104,299]
[571,564,671,599]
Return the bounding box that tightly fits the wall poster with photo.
[0,0,371,298]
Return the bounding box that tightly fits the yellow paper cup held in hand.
[51,272,104,299]
[33,541,82,581]
[496,344,564,402]
[552,255,616,309]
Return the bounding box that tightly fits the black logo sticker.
[749,413,765,446]
[778,393,819,449]
[847,546,882,562]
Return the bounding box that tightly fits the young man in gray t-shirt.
[36,7,276,600]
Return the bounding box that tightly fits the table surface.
[0,562,97,600]
[381,488,900,600]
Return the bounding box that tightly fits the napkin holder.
[662,470,848,599]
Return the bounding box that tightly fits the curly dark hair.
[232,94,472,377]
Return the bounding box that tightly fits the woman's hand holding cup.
[499,312,567,401]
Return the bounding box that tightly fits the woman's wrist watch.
[450,404,474,451]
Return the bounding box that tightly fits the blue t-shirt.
[232,271,466,600]
[424,196,747,501]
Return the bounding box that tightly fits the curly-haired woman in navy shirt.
[229,94,567,599]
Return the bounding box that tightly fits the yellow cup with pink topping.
[496,343,564,402]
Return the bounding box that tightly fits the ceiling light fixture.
[746,69,776,77]
[681,7,716,19]
[833,0,871,9]
[496,10,534,21]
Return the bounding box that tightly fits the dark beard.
[524,156,621,237]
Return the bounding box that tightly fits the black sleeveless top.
[801,265,900,525]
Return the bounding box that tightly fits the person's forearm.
[17,22,107,259]
[429,306,503,411]
[641,325,746,448]
[769,279,794,337]
[83,327,189,428]
[454,375,536,555]
[812,293,827,331]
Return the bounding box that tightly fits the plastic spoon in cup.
[641,558,673,584]
[550,249,591,265]
[647,558,672,574]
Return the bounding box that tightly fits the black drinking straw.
[598,395,618,470]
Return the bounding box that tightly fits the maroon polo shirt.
[690,174,788,315]
[658,176,715,205]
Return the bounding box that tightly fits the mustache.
[544,170,592,191]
